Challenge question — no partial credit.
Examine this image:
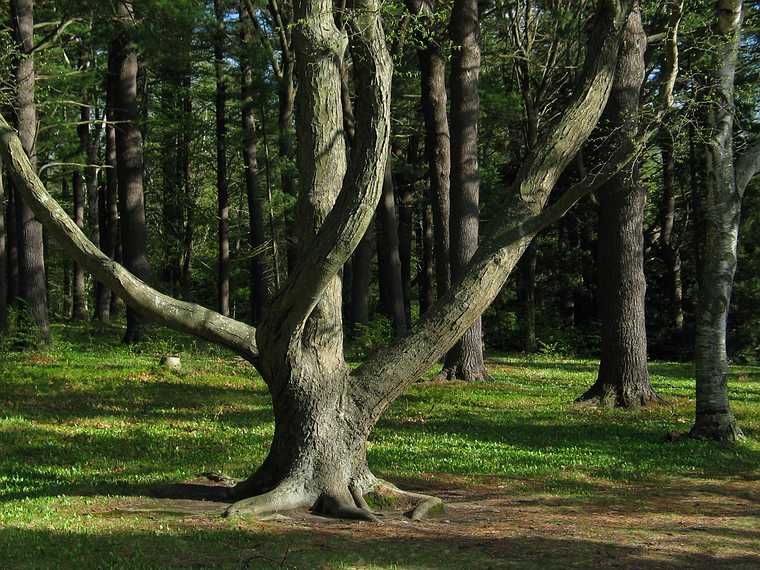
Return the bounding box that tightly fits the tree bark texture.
[690,0,744,440]
[0,157,6,330]
[11,0,51,346]
[578,2,656,408]
[419,197,434,315]
[659,131,684,332]
[443,0,488,381]
[111,0,150,343]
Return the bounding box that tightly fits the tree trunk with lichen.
[0,0,633,520]
[690,0,744,440]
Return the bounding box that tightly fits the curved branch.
[265,0,392,334]
[352,0,634,422]
[0,114,259,362]
[736,138,760,197]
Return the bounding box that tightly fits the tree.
[578,1,657,408]
[690,0,760,440]
[11,0,51,346]
[442,0,489,381]
[111,0,151,343]
[1,0,635,519]
[214,0,230,317]
[0,156,6,330]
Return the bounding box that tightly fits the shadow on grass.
[1,524,759,569]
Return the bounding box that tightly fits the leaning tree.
[1,0,635,520]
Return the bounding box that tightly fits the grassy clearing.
[1,324,759,569]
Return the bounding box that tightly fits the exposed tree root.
[224,482,309,519]
[372,479,444,521]
[312,493,381,522]
[688,414,744,442]
[575,382,661,409]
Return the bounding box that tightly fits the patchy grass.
[1,323,759,569]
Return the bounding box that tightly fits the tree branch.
[352,0,634,422]
[736,138,760,196]
[30,17,79,54]
[243,0,283,80]
[0,114,259,362]
[264,0,392,335]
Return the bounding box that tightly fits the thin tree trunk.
[659,131,684,332]
[398,137,417,323]
[444,0,488,381]
[690,0,745,440]
[351,218,373,334]
[60,177,71,318]
[105,84,120,318]
[241,1,272,324]
[71,170,86,320]
[376,154,407,336]
[112,0,150,343]
[6,183,18,310]
[214,0,230,316]
[579,2,655,407]
[11,0,51,346]
[419,196,434,315]
[180,73,194,300]
[517,241,537,352]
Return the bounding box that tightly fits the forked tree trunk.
[578,2,657,408]
[11,0,50,346]
[443,0,488,381]
[112,0,150,343]
[690,0,744,440]
[1,0,632,520]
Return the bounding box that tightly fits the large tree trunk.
[11,0,51,346]
[1,0,632,521]
[214,0,231,317]
[578,2,656,408]
[71,171,86,321]
[111,0,150,343]
[690,0,744,440]
[443,0,488,381]
[241,2,272,324]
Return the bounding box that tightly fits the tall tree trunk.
[376,155,407,336]
[11,0,51,346]
[112,0,150,343]
[579,2,655,408]
[690,0,745,440]
[241,2,272,324]
[443,0,488,381]
[398,137,417,323]
[105,80,120,318]
[419,40,450,300]
[71,171,86,321]
[659,131,684,332]
[350,219,373,334]
[60,177,71,318]
[214,0,230,316]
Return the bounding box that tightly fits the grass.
[1,323,759,569]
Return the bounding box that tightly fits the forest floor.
[1,323,759,569]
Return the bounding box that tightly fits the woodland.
[1,0,760,568]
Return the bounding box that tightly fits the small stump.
[160,355,182,372]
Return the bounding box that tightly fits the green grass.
[1,323,759,569]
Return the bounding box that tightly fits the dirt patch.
[98,475,760,569]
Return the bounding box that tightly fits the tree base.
[223,473,443,523]
[438,366,493,382]
[576,381,660,409]
[689,413,744,442]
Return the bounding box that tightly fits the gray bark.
[690,0,745,440]
[443,0,488,381]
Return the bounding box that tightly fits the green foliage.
[351,315,393,358]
